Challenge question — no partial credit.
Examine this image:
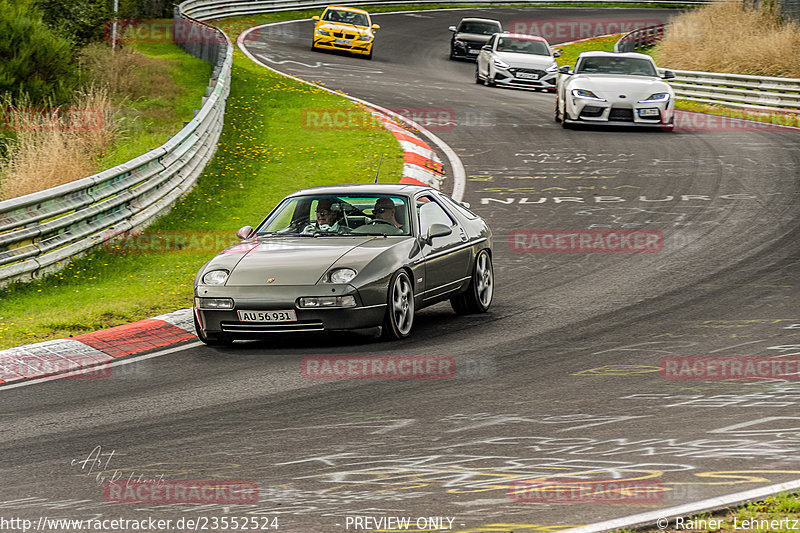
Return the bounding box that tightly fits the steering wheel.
[366,218,394,226]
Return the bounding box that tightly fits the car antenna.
[373,155,383,183]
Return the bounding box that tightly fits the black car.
[449,17,503,60]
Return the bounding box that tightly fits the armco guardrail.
[0,14,232,285]
[180,0,709,20]
[664,69,800,112]
[614,24,664,52]
[614,26,800,112]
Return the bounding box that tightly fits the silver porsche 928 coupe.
[193,184,493,345]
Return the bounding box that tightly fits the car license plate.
[334,38,352,44]
[639,108,660,116]
[516,72,539,79]
[468,49,480,54]
[238,310,297,322]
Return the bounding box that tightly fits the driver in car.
[373,198,402,228]
[302,199,350,234]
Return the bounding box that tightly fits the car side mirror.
[236,226,254,239]
[312,15,320,21]
[481,45,491,51]
[552,49,563,57]
[372,24,380,30]
[448,25,457,32]
[663,70,675,79]
[425,224,452,245]
[559,65,571,74]
[460,201,471,208]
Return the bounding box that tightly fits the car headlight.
[202,269,229,285]
[195,297,234,310]
[638,92,670,103]
[493,58,510,69]
[298,295,357,308]
[571,88,606,101]
[328,268,357,283]
[358,34,371,41]
[546,63,559,72]
[317,29,331,36]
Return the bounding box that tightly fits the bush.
[0,0,78,105]
[35,0,110,47]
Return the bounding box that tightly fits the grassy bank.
[620,490,800,533]
[0,29,402,349]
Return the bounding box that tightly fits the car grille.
[511,68,546,77]
[580,106,605,118]
[609,108,634,122]
[221,321,325,334]
[333,32,357,39]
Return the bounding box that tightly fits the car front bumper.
[194,283,387,336]
[494,67,557,89]
[567,100,674,125]
[314,35,373,55]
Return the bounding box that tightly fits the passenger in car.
[373,198,403,228]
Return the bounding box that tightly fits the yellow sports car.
[311,6,380,59]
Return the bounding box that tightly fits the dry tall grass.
[654,1,800,77]
[0,88,117,200]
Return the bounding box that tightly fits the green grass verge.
[616,490,800,532]
[0,29,402,349]
[96,40,214,169]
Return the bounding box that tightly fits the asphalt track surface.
[3,7,800,533]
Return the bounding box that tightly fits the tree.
[0,0,78,105]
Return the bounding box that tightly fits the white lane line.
[0,342,202,392]
[238,22,466,202]
[561,477,800,533]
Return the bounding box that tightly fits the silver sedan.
[193,184,494,344]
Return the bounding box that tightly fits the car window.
[417,195,456,234]
[576,56,657,76]
[486,34,497,48]
[496,37,550,55]
[323,9,369,26]
[438,194,479,220]
[257,195,411,236]
[458,21,501,35]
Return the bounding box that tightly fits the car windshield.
[256,195,411,237]
[575,56,657,76]
[323,9,369,26]
[496,37,550,55]
[458,21,501,35]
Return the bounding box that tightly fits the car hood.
[455,32,492,43]
[570,75,671,101]
[319,22,371,34]
[495,51,555,69]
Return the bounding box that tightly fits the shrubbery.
[0,0,78,105]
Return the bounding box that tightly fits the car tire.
[366,49,373,60]
[451,249,494,314]
[382,270,414,340]
[561,108,571,129]
[194,313,233,346]
[554,98,562,123]
[475,67,482,84]
[484,76,495,87]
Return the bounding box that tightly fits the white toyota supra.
[555,51,676,129]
